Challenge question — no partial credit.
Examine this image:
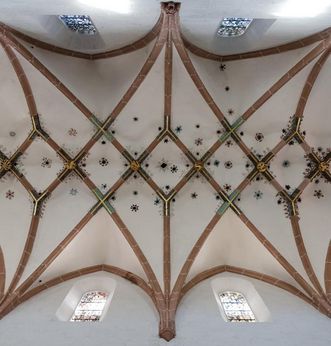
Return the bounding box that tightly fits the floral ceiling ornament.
[130,204,139,212]
[5,189,14,199]
[256,161,267,173]
[0,3,330,342]
[130,160,140,171]
[219,63,226,71]
[314,189,324,199]
[255,132,264,142]
[64,161,77,170]
[174,125,182,134]
[68,128,78,136]
[254,190,263,200]
[99,157,109,167]
[170,164,178,173]
[0,158,12,172]
[69,188,78,196]
[194,161,204,171]
[41,157,52,168]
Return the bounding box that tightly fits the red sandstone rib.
[0,13,163,60]
[181,265,314,308]
[325,242,331,303]
[0,247,5,301]
[290,215,325,297]
[182,27,331,62]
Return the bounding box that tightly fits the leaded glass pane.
[71,291,108,322]
[219,291,256,322]
[59,15,97,35]
[217,18,252,37]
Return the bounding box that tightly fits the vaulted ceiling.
[0,1,330,341]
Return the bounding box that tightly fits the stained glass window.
[219,291,256,322]
[70,291,108,322]
[59,15,97,35]
[217,18,252,37]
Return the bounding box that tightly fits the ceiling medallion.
[5,189,15,199]
[194,161,203,171]
[65,161,77,170]
[318,161,329,173]
[256,162,267,173]
[130,160,140,171]
[0,158,12,172]
[164,2,179,14]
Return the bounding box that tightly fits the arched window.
[70,290,109,322]
[219,291,256,322]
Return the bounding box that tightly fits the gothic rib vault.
[0,1,330,341]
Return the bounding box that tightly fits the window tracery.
[219,291,256,322]
[70,290,108,322]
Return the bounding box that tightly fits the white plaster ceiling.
[0,2,330,321]
[0,0,330,53]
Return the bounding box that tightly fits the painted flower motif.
[99,157,109,167]
[69,188,78,196]
[213,159,220,167]
[191,192,198,199]
[227,108,234,116]
[224,161,233,169]
[314,190,324,199]
[101,183,108,191]
[255,132,264,142]
[225,140,233,147]
[219,63,226,71]
[130,204,139,212]
[170,165,178,173]
[41,157,52,168]
[175,126,182,134]
[223,184,232,192]
[68,128,78,136]
[154,197,161,206]
[282,160,290,168]
[254,190,263,200]
[5,190,14,199]
[195,138,203,146]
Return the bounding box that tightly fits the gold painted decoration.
[130,160,140,171]
[319,161,329,173]
[0,159,12,172]
[64,161,77,170]
[256,161,267,173]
